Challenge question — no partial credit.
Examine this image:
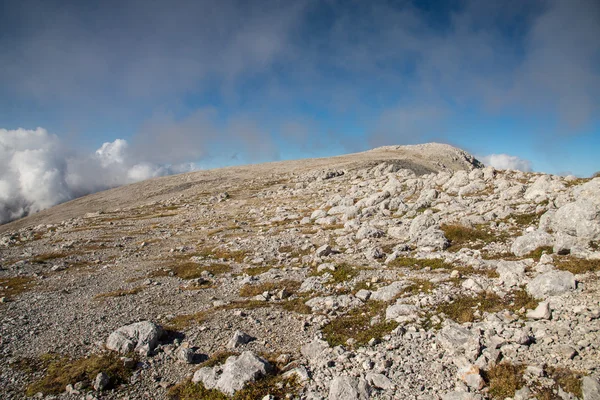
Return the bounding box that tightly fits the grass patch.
[453,265,500,279]
[547,366,584,397]
[25,352,136,396]
[31,252,69,264]
[243,266,273,276]
[565,177,591,187]
[280,297,313,314]
[195,248,248,263]
[441,224,503,251]
[436,289,538,323]
[482,363,526,399]
[399,278,436,296]
[199,351,238,368]
[523,246,553,261]
[322,301,398,347]
[311,263,360,284]
[555,256,600,274]
[164,311,210,331]
[94,286,144,299]
[0,276,35,300]
[388,256,454,270]
[239,280,301,297]
[502,213,541,227]
[168,375,299,400]
[151,262,231,280]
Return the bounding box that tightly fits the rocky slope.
[1,143,599,400]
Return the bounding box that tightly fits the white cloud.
[481,153,533,172]
[0,128,195,224]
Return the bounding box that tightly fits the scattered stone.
[527,270,577,299]
[106,321,163,356]
[511,231,554,257]
[227,330,255,349]
[315,245,332,257]
[328,376,370,400]
[582,376,600,400]
[527,301,551,320]
[93,372,110,391]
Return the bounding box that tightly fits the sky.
[0,0,599,222]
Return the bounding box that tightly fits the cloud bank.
[481,154,533,172]
[0,128,194,224]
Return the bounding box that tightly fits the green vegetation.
[26,352,136,396]
[322,301,398,347]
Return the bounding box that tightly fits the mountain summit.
[1,143,599,399]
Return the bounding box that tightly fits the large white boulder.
[106,321,163,356]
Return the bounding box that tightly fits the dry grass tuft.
[523,246,553,260]
[482,363,526,399]
[441,224,504,251]
[311,263,361,284]
[388,256,454,270]
[555,256,600,274]
[94,286,144,299]
[25,352,136,396]
[239,280,301,297]
[322,301,398,347]
[436,289,538,323]
[31,252,69,263]
[243,266,273,276]
[0,276,35,300]
[150,261,231,280]
[168,375,300,400]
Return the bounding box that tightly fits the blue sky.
[1,0,599,175]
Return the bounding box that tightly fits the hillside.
[1,143,599,400]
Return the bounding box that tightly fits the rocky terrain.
[1,143,599,400]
